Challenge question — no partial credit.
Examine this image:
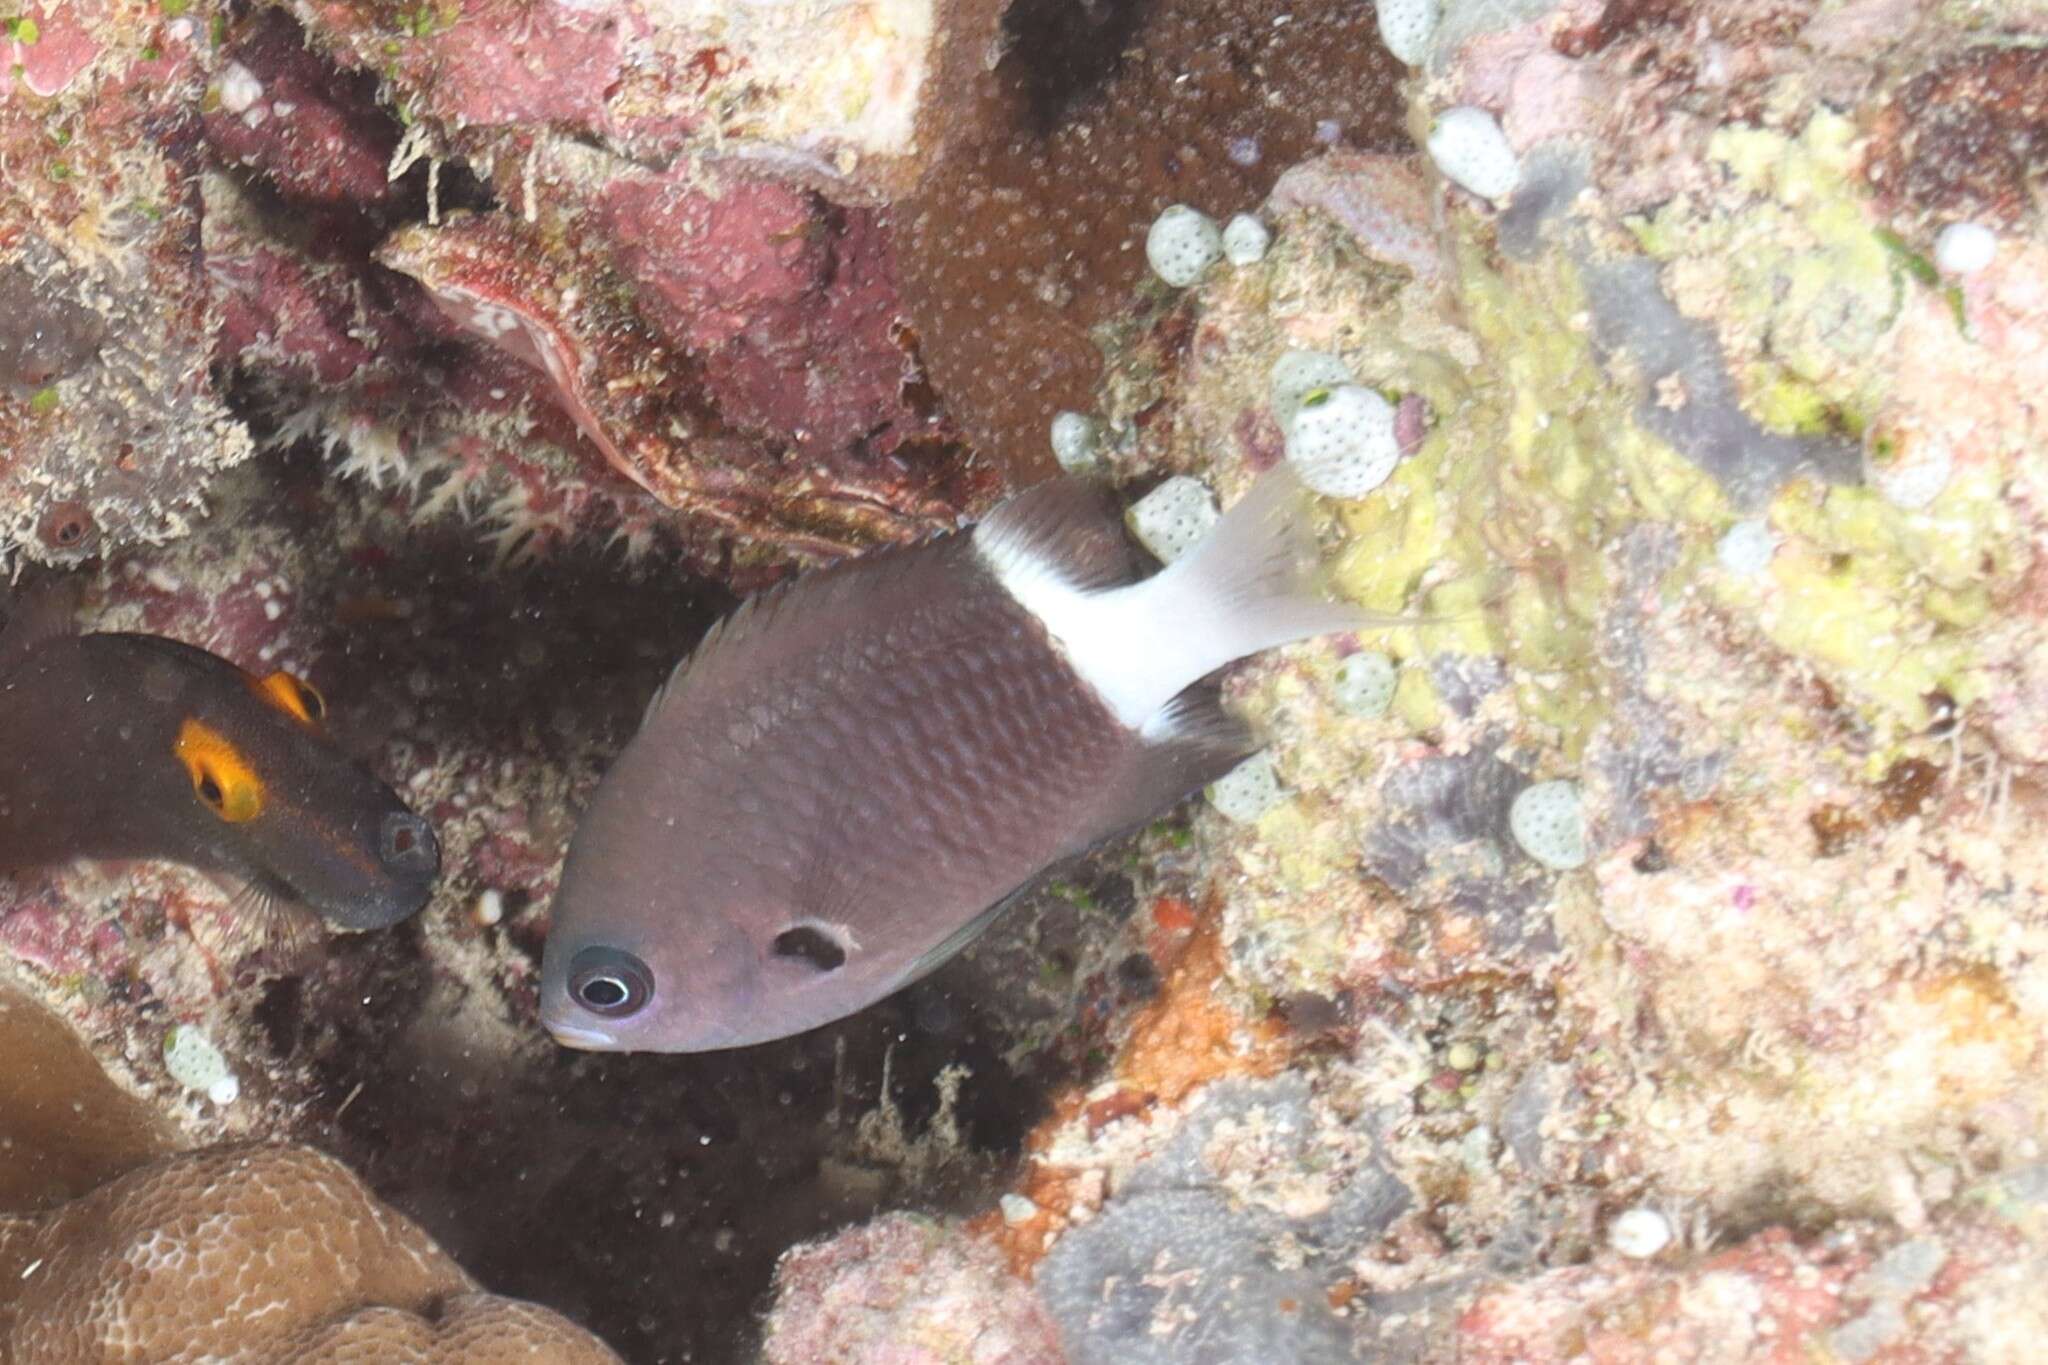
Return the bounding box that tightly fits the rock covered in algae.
[763,1212,1062,1364]
[0,1143,620,1361]
[758,0,2048,1353]
[0,0,256,570]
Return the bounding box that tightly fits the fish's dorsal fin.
[643,531,969,728]
[971,476,1152,594]
[0,577,81,675]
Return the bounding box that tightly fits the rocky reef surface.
[2,0,2046,1359]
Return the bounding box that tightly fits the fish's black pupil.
[568,946,653,1019]
[580,975,628,1009]
[301,685,323,717]
[198,775,222,805]
[773,925,847,972]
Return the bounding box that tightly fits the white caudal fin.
[982,466,1397,734]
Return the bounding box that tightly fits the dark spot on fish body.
[773,925,849,972]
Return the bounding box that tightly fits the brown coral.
[895,0,1408,479]
[0,1143,621,1363]
[0,984,172,1212]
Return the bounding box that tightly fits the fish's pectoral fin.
[0,575,82,675]
[890,884,1031,998]
[220,873,324,970]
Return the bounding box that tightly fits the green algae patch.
[1713,479,1998,732]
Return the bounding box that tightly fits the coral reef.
[0,1141,620,1361]
[894,0,1409,477]
[757,0,2048,1357]
[4,0,2048,1356]
[763,1213,1061,1364]
[0,0,255,569]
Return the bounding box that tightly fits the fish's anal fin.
[1116,679,1260,833]
[972,476,1151,594]
[0,576,81,674]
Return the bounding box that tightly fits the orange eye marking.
[173,718,265,824]
[255,670,326,727]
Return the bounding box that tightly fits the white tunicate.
[1608,1207,1673,1259]
[1208,750,1287,824]
[1333,651,1398,718]
[1427,106,1520,201]
[1933,221,1996,276]
[1376,0,1441,66]
[1050,411,1105,472]
[1865,433,1952,511]
[1285,383,1401,499]
[164,1025,239,1105]
[1127,475,1219,563]
[1222,213,1271,266]
[1510,779,1587,871]
[1145,204,1224,288]
[1715,518,1778,576]
[1268,350,1354,431]
[217,61,264,115]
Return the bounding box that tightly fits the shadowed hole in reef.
[205,452,1134,1361]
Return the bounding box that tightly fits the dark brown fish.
[0,587,439,932]
[541,469,1375,1051]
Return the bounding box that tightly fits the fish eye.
[772,924,848,972]
[256,670,326,726]
[568,946,654,1018]
[174,718,264,823]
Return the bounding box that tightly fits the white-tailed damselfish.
[541,468,1384,1052]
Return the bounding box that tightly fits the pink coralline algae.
[763,1213,1063,1365]
[379,205,984,562]
[203,9,401,208]
[4,4,102,99]
[0,0,256,569]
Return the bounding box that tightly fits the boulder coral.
[0,1143,621,1362]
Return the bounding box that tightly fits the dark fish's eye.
[772,924,847,972]
[569,946,653,1018]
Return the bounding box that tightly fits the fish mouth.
[546,1020,622,1051]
